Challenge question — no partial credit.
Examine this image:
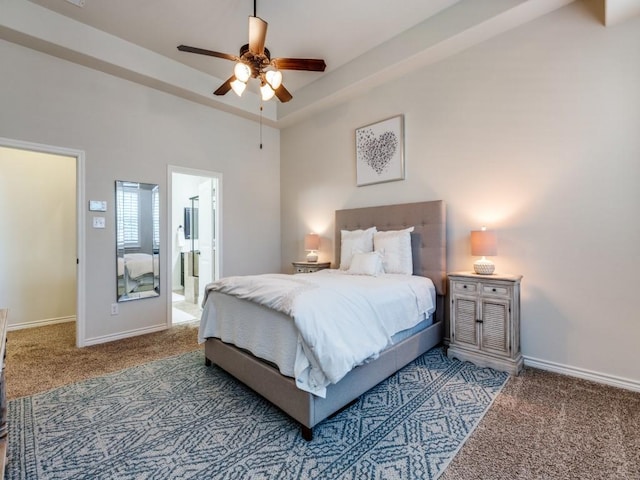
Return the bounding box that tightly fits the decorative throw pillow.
[340,227,377,270]
[347,251,384,276]
[374,227,414,275]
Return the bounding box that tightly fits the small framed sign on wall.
[355,114,404,186]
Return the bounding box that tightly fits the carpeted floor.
[443,366,640,480]
[6,321,200,399]
[6,322,640,479]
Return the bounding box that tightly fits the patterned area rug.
[8,347,507,479]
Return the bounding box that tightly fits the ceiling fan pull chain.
[259,103,263,149]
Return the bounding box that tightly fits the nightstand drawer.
[453,281,477,293]
[292,261,331,274]
[483,285,509,296]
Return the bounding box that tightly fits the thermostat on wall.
[89,200,107,212]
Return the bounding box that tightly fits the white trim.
[83,323,167,346]
[7,315,75,331]
[167,165,222,329]
[0,137,86,347]
[524,355,640,393]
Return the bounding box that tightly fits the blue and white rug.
[8,347,508,479]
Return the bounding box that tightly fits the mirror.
[116,181,160,301]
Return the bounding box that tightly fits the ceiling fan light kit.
[234,62,251,83]
[177,1,326,103]
[230,78,247,96]
[260,82,276,101]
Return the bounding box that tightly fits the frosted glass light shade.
[234,62,251,82]
[260,83,275,101]
[265,70,282,89]
[230,79,246,96]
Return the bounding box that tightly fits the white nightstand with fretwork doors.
[447,272,523,375]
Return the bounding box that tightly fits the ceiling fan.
[177,1,326,103]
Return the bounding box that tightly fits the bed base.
[205,318,443,441]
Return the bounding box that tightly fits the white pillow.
[374,227,414,275]
[347,251,384,276]
[340,227,377,270]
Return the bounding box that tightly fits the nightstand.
[292,261,331,274]
[447,272,523,375]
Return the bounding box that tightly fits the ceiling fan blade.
[248,16,268,55]
[274,84,293,103]
[272,58,326,72]
[213,76,235,96]
[177,45,237,62]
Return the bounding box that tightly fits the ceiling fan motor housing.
[239,44,271,78]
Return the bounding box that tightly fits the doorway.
[0,138,85,346]
[167,166,220,326]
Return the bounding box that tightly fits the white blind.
[117,182,140,248]
[152,187,160,250]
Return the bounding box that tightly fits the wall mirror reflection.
[116,180,160,301]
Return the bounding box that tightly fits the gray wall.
[280,3,640,385]
[0,38,281,344]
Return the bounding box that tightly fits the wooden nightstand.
[447,272,523,375]
[292,261,331,274]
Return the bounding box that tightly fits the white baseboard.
[83,324,167,346]
[524,355,640,393]
[8,316,75,331]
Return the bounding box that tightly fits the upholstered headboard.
[335,200,447,296]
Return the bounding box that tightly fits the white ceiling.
[27,0,463,93]
[4,0,623,125]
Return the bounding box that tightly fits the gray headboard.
[335,200,447,296]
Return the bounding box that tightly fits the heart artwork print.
[356,115,404,186]
[357,129,398,174]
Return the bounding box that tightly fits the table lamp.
[471,227,497,275]
[304,233,320,262]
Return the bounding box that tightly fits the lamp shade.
[304,233,320,251]
[471,229,497,256]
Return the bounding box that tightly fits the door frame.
[0,136,86,347]
[167,165,222,327]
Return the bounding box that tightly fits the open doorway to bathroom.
[168,167,220,325]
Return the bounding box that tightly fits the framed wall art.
[355,114,404,186]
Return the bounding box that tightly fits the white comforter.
[199,270,436,397]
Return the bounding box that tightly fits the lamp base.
[306,252,318,262]
[473,257,495,275]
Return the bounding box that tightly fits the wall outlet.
[111,303,119,315]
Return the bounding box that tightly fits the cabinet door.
[452,295,479,348]
[480,298,510,356]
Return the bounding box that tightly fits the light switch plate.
[92,216,106,229]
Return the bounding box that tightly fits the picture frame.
[355,114,404,186]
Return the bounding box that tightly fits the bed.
[199,200,446,440]
[117,253,159,296]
